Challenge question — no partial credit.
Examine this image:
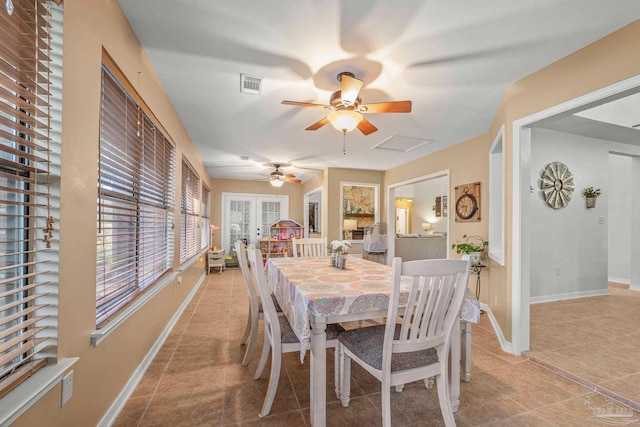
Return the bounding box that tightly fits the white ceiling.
[117,0,640,183]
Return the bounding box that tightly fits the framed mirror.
[340,182,379,242]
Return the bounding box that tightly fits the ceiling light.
[270,178,284,188]
[327,110,362,133]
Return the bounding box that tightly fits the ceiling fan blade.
[340,74,363,106]
[281,100,331,109]
[306,117,330,131]
[632,123,640,128]
[286,177,302,184]
[284,173,296,180]
[360,100,412,113]
[357,118,378,135]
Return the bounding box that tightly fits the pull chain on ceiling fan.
[281,71,412,136]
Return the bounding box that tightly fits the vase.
[331,253,347,269]
[586,197,596,208]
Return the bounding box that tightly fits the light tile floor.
[527,283,640,412]
[115,271,640,426]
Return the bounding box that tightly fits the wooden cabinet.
[258,219,303,260]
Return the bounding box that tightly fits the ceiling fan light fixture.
[270,177,285,187]
[327,110,362,133]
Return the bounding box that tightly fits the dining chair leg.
[253,328,270,379]
[436,366,455,426]
[240,314,251,346]
[242,309,260,366]
[339,345,351,407]
[381,378,392,427]
[424,377,434,389]
[258,344,281,418]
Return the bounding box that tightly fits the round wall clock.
[540,161,574,209]
[455,191,478,220]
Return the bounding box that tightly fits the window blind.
[180,158,200,263]
[96,63,175,327]
[200,183,210,250]
[0,0,57,398]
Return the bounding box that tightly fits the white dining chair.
[236,240,283,366]
[337,257,470,427]
[246,246,344,418]
[291,237,327,257]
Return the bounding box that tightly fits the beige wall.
[15,1,211,425]
[16,5,640,425]
[382,20,640,344]
[209,179,305,249]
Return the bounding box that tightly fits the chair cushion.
[258,293,283,314]
[278,317,344,344]
[338,324,438,371]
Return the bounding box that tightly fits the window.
[96,57,175,327]
[0,0,59,397]
[201,183,210,250]
[180,158,200,263]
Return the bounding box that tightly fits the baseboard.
[608,277,631,285]
[479,303,513,354]
[529,289,609,304]
[631,285,640,292]
[98,271,207,427]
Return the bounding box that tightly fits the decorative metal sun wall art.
[540,161,574,209]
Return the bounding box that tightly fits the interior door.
[396,207,408,234]
[222,194,289,254]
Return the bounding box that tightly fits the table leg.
[461,320,472,382]
[310,316,327,427]
[449,320,461,412]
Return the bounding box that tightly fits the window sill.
[91,272,178,347]
[0,357,78,426]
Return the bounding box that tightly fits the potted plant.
[582,187,601,208]
[451,234,488,264]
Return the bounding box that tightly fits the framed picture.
[442,195,448,217]
[435,196,442,217]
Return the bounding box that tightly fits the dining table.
[267,256,480,427]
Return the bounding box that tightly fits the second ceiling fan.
[282,72,412,135]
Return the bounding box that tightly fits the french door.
[221,193,289,254]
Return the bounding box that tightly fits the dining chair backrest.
[384,257,470,367]
[235,240,260,307]
[247,246,281,339]
[291,237,327,257]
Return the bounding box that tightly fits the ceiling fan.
[268,163,301,188]
[281,72,412,135]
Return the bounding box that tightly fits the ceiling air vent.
[240,73,262,95]
[371,135,432,152]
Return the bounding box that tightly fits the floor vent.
[240,74,262,95]
[371,135,432,152]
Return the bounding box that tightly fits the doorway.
[303,187,322,237]
[221,193,289,255]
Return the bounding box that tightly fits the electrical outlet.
[61,370,73,406]
[554,267,560,276]
[598,217,605,224]
[176,275,182,285]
